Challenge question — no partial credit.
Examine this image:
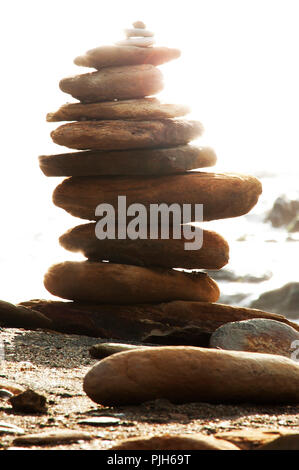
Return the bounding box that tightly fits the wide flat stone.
[116,37,155,47]
[13,430,92,446]
[19,299,299,344]
[44,261,220,304]
[51,119,203,150]
[83,346,299,405]
[209,318,299,358]
[59,65,163,103]
[74,46,181,68]
[59,223,229,270]
[125,28,154,38]
[46,98,190,122]
[39,145,216,177]
[110,434,239,450]
[53,172,262,222]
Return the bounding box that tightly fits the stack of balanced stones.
[37,23,299,408]
[40,22,262,308]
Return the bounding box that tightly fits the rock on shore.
[83,346,299,406]
[209,318,299,358]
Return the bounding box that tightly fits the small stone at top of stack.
[116,21,155,48]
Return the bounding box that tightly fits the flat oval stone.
[59,223,229,270]
[209,318,299,358]
[52,172,262,222]
[111,434,239,450]
[44,261,220,304]
[125,28,154,38]
[51,119,203,151]
[74,46,181,68]
[39,145,216,177]
[116,38,155,47]
[46,98,190,122]
[59,65,163,103]
[83,346,299,405]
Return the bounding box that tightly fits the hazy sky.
[0,0,298,302]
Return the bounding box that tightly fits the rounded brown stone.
[50,119,203,151]
[44,261,220,304]
[74,46,180,69]
[52,172,262,222]
[46,98,190,122]
[39,145,216,177]
[111,434,239,450]
[83,346,299,406]
[132,21,146,29]
[59,223,229,270]
[59,65,163,103]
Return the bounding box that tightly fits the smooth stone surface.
[13,430,92,446]
[51,119,203,151]
[209,319,299,358]
[59,223,229,270]
[59,65,163,103]
[46,98,190,122]
[125,28,154,37]
[251,282,299,319]
[116,37,155,47]
[83,346,299,405]
[0,299,52,330]
[111,434,239,450]
[9,390,47,414]
[44,261,220,304]
[89,343,149,359]
[39,145,216,177]
[53,172,262,222]
[20,299,299,342]
[74,46,181,68]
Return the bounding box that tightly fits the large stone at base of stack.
[20,299,299,343]
[83,346,299,405]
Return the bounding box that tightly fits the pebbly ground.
[0,327,298,450]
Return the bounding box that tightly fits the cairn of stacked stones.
[40,22,262,308]
[35,23,299,407]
